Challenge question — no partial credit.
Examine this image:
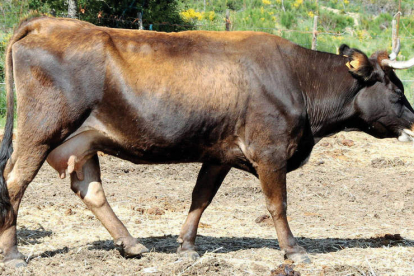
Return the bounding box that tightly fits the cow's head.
[339,43,414,141]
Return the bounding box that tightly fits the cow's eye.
[395,88,403,95]
[390,92,402,104]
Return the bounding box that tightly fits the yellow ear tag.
[345,59,360,70]
[350,59,360,69]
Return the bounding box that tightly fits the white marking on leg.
[84,181,106,208]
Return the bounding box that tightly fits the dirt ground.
[1,131,414,275]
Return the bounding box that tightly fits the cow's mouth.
[398,129,414,142]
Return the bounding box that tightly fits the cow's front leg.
[70,154,148,258]
[257,163,310,263]
[177,163,230,259]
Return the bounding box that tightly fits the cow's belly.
[46,114,249,179]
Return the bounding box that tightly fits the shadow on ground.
[21,232,413,261]
[87,234,414,255]
[17,227,52,245]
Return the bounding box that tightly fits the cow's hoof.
[124,243,149,258]
[177,244,200,260]
[177,249,200,261]
[284,246,311,264]
[286,252,311,264]
[4,258,27,268]
[3,251,27,268]
[115,238,149,258]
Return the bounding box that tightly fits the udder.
[47,130,104,180]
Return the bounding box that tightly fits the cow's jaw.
[398,129,414,142]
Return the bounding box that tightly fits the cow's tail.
[0,21,32,228]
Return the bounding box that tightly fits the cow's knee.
[84,181,106,208]
[266,201,287,220]
[72,181,106,208]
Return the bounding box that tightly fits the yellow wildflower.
[293,0,303,8]
[180,9,203,22]
[208,11,216,21]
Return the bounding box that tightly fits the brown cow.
[1,16,414,267]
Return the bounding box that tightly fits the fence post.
[392,19,397,51]
[312,15,318,50]
[397,0,401,37]
[225,9,231,31]
[68,0,78,19]
[138,12,143,30]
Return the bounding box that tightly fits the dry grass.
[1,131,414,275]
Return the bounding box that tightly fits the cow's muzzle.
[398,128,414,142]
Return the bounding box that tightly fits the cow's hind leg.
[70,154,148,257]
[177,163,230,259]
[0,144,50,268]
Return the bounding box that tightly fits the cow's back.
[12,17,303,165]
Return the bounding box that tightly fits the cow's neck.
[293,49,361,139]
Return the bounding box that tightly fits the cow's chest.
[286,135,316,173]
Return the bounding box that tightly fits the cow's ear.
[371,50,390,70]
[339,44,374,81]
[339,44,351,56]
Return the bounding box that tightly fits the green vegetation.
[1,0,414,114]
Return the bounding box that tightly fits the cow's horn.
[381,57,414,69]
[381,38,414,69]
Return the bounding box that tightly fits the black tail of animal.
[0,17,43,228]
[0,19,32,227]
[0,38,15,228]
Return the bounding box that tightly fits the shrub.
[280,11,296,29]
[226,0,243,11]
[318,10,354,32]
